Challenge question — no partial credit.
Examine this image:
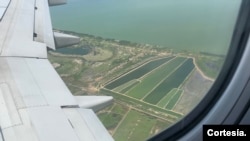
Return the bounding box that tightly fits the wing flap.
[0,0,47,58]
[34,0,55,49]
[6,58,48,107]
[0,0,10,20]
[4,57,77,107]
[0,0,10,7]
[0,83,21,129]
[24,58,77,106]
[0,8,6,21]
[27,106,79,141]
[63,108,114,141]
[2,109,39,141]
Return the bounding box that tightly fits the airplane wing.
[0,0,114,141]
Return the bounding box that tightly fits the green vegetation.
[98,112,123,129]
[143,59,194,104]
[98,104,128,129]
[195,54,225,79]
[101,88,182,119]
[126,57,185,99]
[105,57,173,89]
[48,55,81,75]
[83,48,113,61]
[120,81,139,93]
[112,103,129,115]
[150,120,173,136]
[98,103,172,141]
[66,84,82,95]
[113,80,139,93]
[157,88,178,108]
[165,90,183,110]
[113,110,156,141]
[48,30,220,141]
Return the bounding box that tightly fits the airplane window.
[49,0,242,140]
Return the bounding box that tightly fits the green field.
[143,59,194,104]
[105,57,173,89]
[101,88,182,119]
[47,28,223,141]
[113,110,155,141]
[98,104,128,129]
[165,90,183,110]
[102,57,195,118]
[113,110,170,141]
[195,55,225,79]
[98,104,127,129]
[157,88,178,108]
[48,55,83,75]
[125,57,186,99]
[98,103,172,141]
[120,82,139,94]
[113,80,139,93]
